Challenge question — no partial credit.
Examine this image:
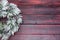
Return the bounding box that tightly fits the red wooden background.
[4,0,60,40]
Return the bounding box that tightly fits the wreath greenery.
[0,0,22,40]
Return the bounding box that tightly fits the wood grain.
[9,35,60,40]
[20,7,60,15]
[23,15,60,25]
[15,25,60,35]
[8,0,60,40]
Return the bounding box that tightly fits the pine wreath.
[0,0,22,40]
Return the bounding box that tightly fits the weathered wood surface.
[23,15,60,25]
[21,8,60,15]
[16,25,60,35]
[9,35,60,40]
[7,0,60,40]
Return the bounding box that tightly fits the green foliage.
[0,4,3,10]
[0,0,22,40]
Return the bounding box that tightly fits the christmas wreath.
[0,0,22,40]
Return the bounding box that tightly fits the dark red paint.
[7,0,60,40]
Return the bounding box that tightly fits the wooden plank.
[23,15,60,25]
[21,8,60,15]
[8,0,60,7]
[9,35,60,40]
[8,0,60,4]
[15,25,60,35]
[18,0,60,6]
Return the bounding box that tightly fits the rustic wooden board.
[10,0,60,5]
[20,7,60,15]
[8,0,60,40]
[9,35,60,40]
[23,15,60,25]
[8,0,60,7]
[14,25,60,35]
